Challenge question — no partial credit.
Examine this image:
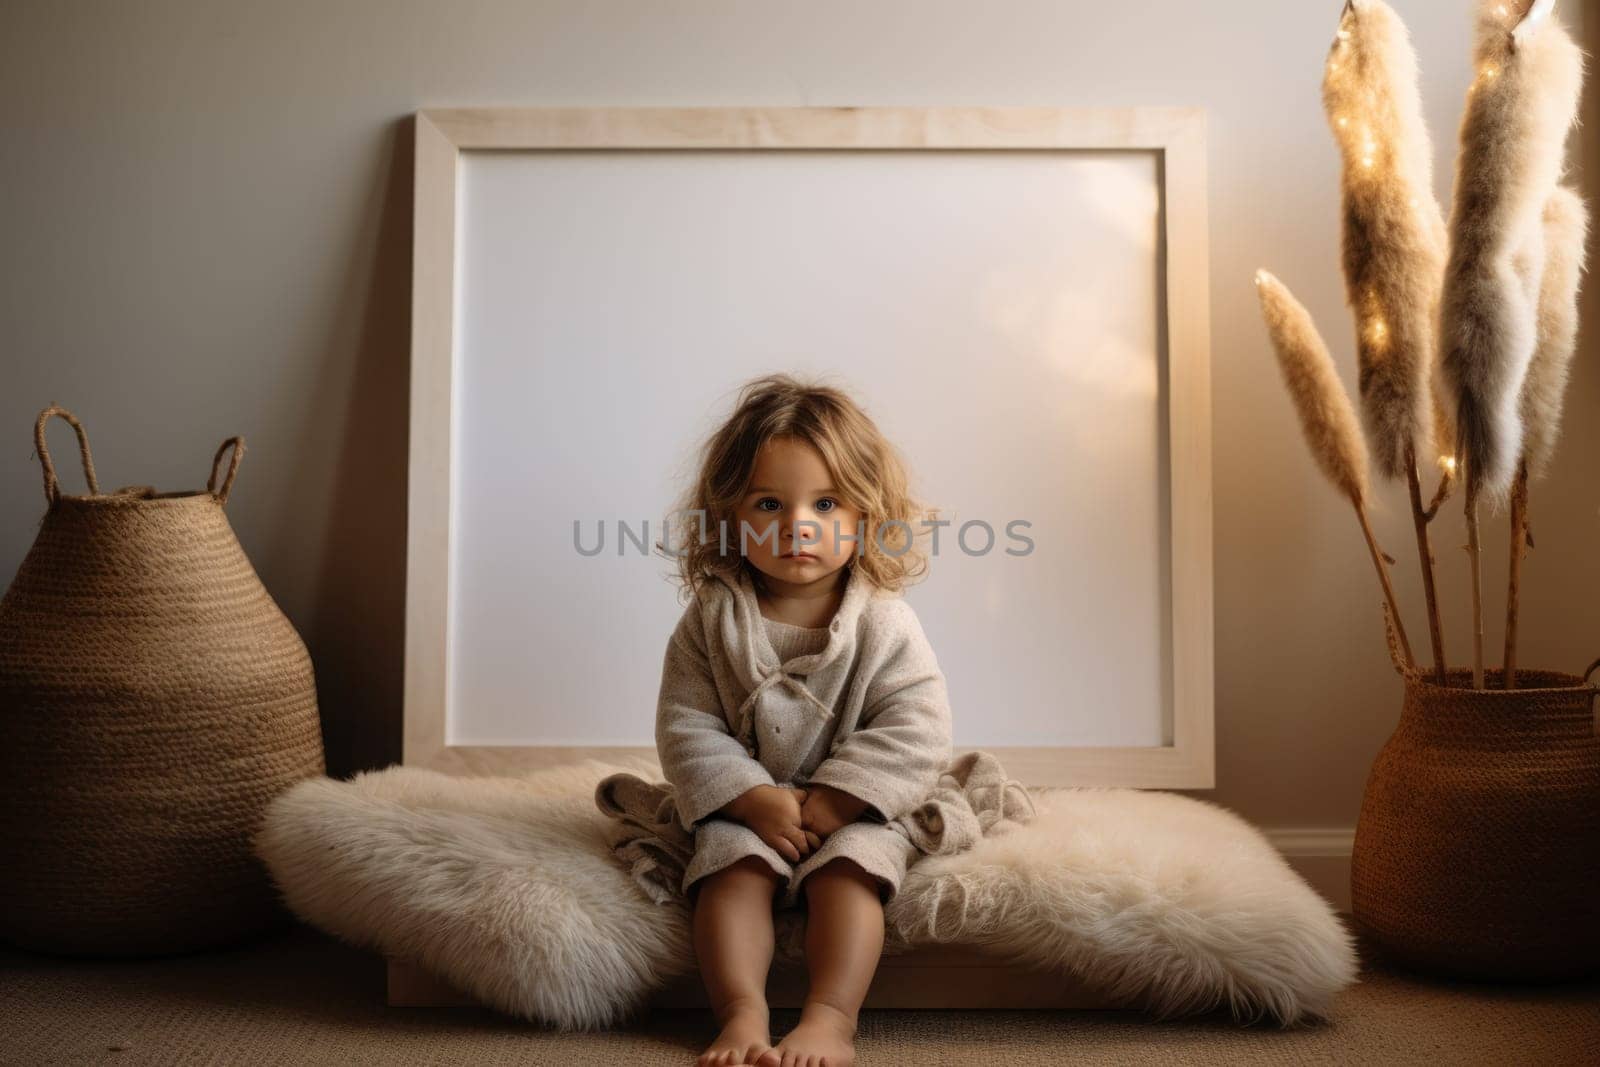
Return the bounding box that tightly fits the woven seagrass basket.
[0,406,326,957]
[1350,613,1600,981]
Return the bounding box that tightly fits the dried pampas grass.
[1439,0,1584,506]
[1324,0,1456,678]
[1427,388,1458,498]
[1323,0,1448,479]
[1256,1,1589,689]
[1505,183,1589,689]
[1441,0,1583,688]
[1254,271,1370,506]
[1256,269,1413,668]
[1517,185,1590,482]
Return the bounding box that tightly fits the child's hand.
[723,784,822,862]
[799,783,871,841]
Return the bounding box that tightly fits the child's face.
[736,435,863,590]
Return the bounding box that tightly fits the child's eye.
[752,496,840,513]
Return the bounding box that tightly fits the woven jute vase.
[0,406,326,957]
[1350,615,1600,982]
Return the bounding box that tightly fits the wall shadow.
[305,117,414,778]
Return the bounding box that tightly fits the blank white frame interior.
[406,107,1214,788]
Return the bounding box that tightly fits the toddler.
[656,373,952,1067]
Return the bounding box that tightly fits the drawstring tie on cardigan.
[733,664,835,756]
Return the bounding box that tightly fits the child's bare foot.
[756,999,856,1067]
[698,995,774,1066]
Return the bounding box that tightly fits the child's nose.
[787,513,823,542]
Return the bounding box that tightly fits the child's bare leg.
[758,858,883,1067]
[693,856,784,1066]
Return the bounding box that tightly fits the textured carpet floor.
[2,920,1596,1066]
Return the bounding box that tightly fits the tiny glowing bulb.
[1483,67,1497,80]
[1362,156,1375,169]
[1338,116,1349,128]
[1441,456,1458,474]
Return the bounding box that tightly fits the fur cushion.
[254,759,1355,1030]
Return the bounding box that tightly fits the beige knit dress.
[601,565,1030,909]
[661,562,953,909]
[682,611,920,907]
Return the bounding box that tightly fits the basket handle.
[1583,657,1600,692]
[33,405,101,506]
[207,436,245,505]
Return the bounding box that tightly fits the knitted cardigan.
[656,562,954,829]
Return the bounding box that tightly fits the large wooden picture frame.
[405,106,1214,788]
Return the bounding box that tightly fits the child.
[657,372,952,1067]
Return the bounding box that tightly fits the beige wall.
[2,3,1594,852]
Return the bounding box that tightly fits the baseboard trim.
[1266,827,1354,912]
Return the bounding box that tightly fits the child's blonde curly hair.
[659,372,939,600]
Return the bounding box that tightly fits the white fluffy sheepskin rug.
[254,759,1356,1031]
